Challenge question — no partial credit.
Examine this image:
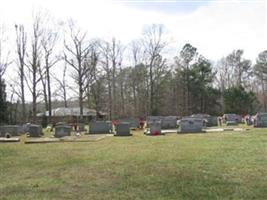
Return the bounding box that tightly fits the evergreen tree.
[0,78,8,124]
[224,86,258,115]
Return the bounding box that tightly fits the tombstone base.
[114,133,132,136]
[0,137,20,142]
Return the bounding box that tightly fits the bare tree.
[0,25,11,82]
[14,24,27,122]
[64,21,91,120]
[0,25,12,124]
[53,63,68,108]
[98,38,124,119]
[41,27,59,122]
[129,40,143,116]
[84,41,99,110]
[110,38,124,118]
[99,40,112,119]
[226,50,252,87]
[25,14,43,123]
[142,24,167,115]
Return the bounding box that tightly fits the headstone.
[28,124,43,137]
[119,118,139,129]
[161,116,177,129]
[146,116,162,128]
[223,114,239,124]
[115,122,131,136]
[178,117,203,133]
[78,123,85,131]
[206,116,218,127]
[55,125,72,138]
[191,114,210,127]
[146,121,162,135]
[89,121,112,134]
[22,123,31,133]
[254,113,267,127]
[0,125,22,137]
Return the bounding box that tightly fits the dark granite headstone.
[207,116,218,127]
[223,114,240,124]
[78,123,85,131]
[146,116,162,128]
[0,125,22,137]
[28,125,43,137]
[179,117,203,133]
[161,116,177,129]
[22,123,31,133]
[89,121,112,134]
[115,122,131,136]
[254,113,267,127]
[146,121,162,135]
[119,118,139,129]
[55,125,72,138]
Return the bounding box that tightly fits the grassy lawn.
[0,127,267,200]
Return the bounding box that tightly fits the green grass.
[0,128,267,199]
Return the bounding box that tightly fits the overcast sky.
[0,0,266,101]
[0,0,266,61]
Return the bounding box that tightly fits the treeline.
[0,13,266,124]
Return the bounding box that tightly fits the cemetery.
[0,120,266,200]
[0,113,266,200]
[0,0,266,198]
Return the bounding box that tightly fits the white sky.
[0,0,266,60]
[0,0,266,102]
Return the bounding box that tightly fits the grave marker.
[178,117,203,133]
[89,121,112,134]
[28,125,43,137]
[0,125,22,137]
[115,122,131,136]
[146,121,162,135]
[119,118,139,129]
[161,116,178,129]
[254,113,267,127]
[55,125,72,138]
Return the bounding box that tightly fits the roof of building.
[37,107,97,117]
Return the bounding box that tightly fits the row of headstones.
[147,116,179,129]
[146,117,206,135]
[0,121,133,138]
[223,113,267,127]
[89,121,131,136]
[0,124,74,138]
[147,115,219,129]
[0,124,43,138]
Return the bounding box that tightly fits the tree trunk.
[46,66,52,123]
